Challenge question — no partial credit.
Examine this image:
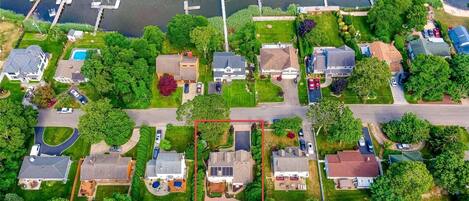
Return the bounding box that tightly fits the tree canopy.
[428,126,466,156]
[371,161,434,201]
[271,116,302,136]
[382,112,430,144]
[229,23,261,63]
[307,98,343,135]
[328,107,362,143]
[78,99,135,145]
[190,26,223,61]
[32,84,55,108]
[431,150,469,195]
[167,14,208,49]
[348,57,391,98]
[450,54,469,97]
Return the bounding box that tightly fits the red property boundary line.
[194,119,265,201]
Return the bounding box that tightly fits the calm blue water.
[445,0,469,10]
[72,50,87,61]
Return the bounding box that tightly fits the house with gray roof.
[407,38,451,59]
[2,45,49,83]
[18,156,72,189]
[207,150,255,189]
[80,154,133,183]
[272,147,309,179]
[312,45,355,77]
[156,53,199,84]
[145,151,186,181]
[449,26,469,55]
[212,52,247,82]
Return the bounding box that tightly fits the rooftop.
[80,154,132,181]
[208,150,255,184]
[18,156,71,180]
[272,147,309,173]
[326,150,379,178]
[146,151,184,176]
[260,44,299,71]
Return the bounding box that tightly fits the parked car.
[196,82,203,94]
[153,148,160,159]
[184,83,189,94]
[156,129,162,144]
[299,139,306,151]
[215,82,222,93]
[434,28,441,38]
[293,77,298,84]
[78,96,88,104]
[307,143,314,155]
[298,129,304,137]
[359,137,366,146]
[428,29,434,37]
[57,108,73,114]
[422,30,429,38]
[396,143,411,150]
[109,146,122,152]
[391,78,398,87]
[69,89,81,98]
[30,144,40,156]
[367,142,374,152]
[308,79,316,90]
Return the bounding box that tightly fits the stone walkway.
[90,128,140,155]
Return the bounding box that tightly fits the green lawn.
[151,75,182,108]
[62,136,91,161]
[306,13,344,47]
[43,127,74,146]
[255,21,296,44]
[78,83,101,102]
[63,32,107,59]
[322,85,393,104]
[164,125,194,153]
[0,77,24,103]
[321,164,371,201]
[350,16,375,42]
[298,64,308,105]
[256,79,284,102]
[94,185,129,201]
[222,80,256,107]
[316,131,357,159]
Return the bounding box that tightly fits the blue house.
[449,26,469,54]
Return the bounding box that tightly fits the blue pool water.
[72,50,88,61]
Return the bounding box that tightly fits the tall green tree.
[328,108,362,144]
[382,112,430,144]
[307,98,342,135]
[371,161,434,201]
[431,150,469,195]
[32,84,56,108]
[78,99,135,145]
[143,25,165,52]
[176,95,230,147]
[229,23,261,63]
[405,55,451,101]
[190,26,223,61]
[428,126,466,156]
[167,14,208,49]
[4,193,24,201]
[348,57,391,99]
[450,54,469,97]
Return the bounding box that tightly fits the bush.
[331,78,348,95]
[130,125,153,201]
[271,116,302,136]
[56,23,94,32]
[298,19,316,37]
[0,9,25,23]
[158,74,177,96]
[382,112,430,144]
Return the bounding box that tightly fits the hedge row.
[130,125,154,201]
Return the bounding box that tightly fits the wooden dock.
[93,8,104,35]
[184,1,200,14]
[51,0,66,27]
[24,0,42,20]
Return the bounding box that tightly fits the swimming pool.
[71,49,88,61]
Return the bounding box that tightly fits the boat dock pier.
[24,0,42,20]
[93,8,104,35]
[184,1,201,14]
[51,0,67,27]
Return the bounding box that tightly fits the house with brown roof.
[260,44,300,79]
[325,150,380,189]
[54,60,87,84]
[370,41,403,75]
[207,150,255,193]
[155,53,199,84]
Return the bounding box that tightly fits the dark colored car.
[153,148,160,159]
[184,83,189,94]
[78,96,88,104]
[299,138,306,151]
[427,29,434,37]
[298,129,304,137]
[215,82,222,93]
[434,28,441,38]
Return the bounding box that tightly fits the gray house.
[145,151,186,181]
[312,45,355,77]
[272,147,309,179]
[18,156,72,189]
[212,52,247,82]
[2,45,49,83]
[407,38,451,59]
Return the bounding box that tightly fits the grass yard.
[306,13,344,47]
[78,83,100,102]
[62,136,91,160]
[298,64,308,105]
[43,127,74,146]
[164,125,194,152]
[0,77,24,103]
[222,80,256,107]
[255,21,296,44]
[321,163,371,201]
[316,131,357,159]
[322,85,393,104]
[435,10,469,28]
[63,32,106,59]
[0,21,22,60]
[151,75,182,108]
[94,185,129,201]
[256,79,284,102]
[350,16,375,42]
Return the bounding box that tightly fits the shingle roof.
[325,45,355,67]
[272,147,309,173]
[208,150,254,184]
[409,38,451,57]
[55,60,85,81]
[18,156,71,180]
[80,154,131,181]
[449,26,469,54]
[145,152,184,176]
[326,150,379,178]
[370,41,403,73]
[260,45,299,71]
[3,45,45,75]
[212,52,246,70]
[155,54,198,81]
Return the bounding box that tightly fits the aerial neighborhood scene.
[2,0,469,200]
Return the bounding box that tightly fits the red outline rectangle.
[194,119,265,201]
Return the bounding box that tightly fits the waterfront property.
[449,25,469,54]
[312,45,355,77]
[271,147,309,191]
[259,44,300,79]
[212,52,247,82]
[67,29,84,42]
[17,156,72,190]
[325,150,379,189]
[2,45,49,83]
[369,41,403,75]
[407,38,451,59]
[156,53,199,84]
[54,59,87,84]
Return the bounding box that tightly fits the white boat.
[48,8,56,17]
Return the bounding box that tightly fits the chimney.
[187,51,193,58]
[279,150,285,157]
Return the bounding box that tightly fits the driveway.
[208,82,222,95]
[272,79,299,106]
[182,83,197,104]
[390,78,408,104]
[235,131,250,151]
[34,127,80,156]
[358,127,373,155]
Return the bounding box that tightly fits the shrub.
[0,9,25,23]
[287,132,295,139]
[158,74,177,96]
[271,116,302,136]
[331,78,348,95]
[298,19,316,37]
[130,125,153,201]
[56,23,94,32]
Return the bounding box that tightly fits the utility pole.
[221,0,229,52]
[258,0,262,16]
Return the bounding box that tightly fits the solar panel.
[210,166,233,176]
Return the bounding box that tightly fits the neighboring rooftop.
[80,154,132,181]
[208,150,254,184]
[156,54,198,81]
[55,60,85,81]
[369,41,403,73]
[260,44,299,71]
[326,150,379,178]
[3,45,45,74]
[388,151,424,164]
[313,45,355,71]
[212,52,246,70]
[146,152,184,176]
[18,156,71,180]
[449,26,469,54]
[272,147,309,173]
[409,38,451,58]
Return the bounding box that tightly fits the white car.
[70,89,81,98]
[156,130,162,144]
[391,78,398,87]
[57,108,73,114]
[359,137,366,146]
[307,143,314,155]
[30,144,40,156]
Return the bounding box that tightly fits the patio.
[18,179,42,190]
[274,177,307,191]
[208,182,226,194]
[168,179,186,192]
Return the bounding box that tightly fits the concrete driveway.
[182,83,197,104]
[390,82,408,105]
[208,82,222,95]
[34,127,80,156]
[235,131,250,152]
[272,79,299,106]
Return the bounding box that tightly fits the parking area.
[208,82,222,95]
[182,83,197,104]
[358,127,374,155]
[272,79,299,105]
[307,78,321,105]
[235,131,251,151]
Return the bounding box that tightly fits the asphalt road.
[34,127,80,155]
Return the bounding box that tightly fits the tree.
[103,193,131,201]
[331,78,348,95]
[47,26,67,42]
[428,126,465,156]
[4,193,24,201]
[431,150,469,195]
[348,57,391,98]
[32,84,56,108]
[450,54,469,97]
[104,32,130,48]
[405,55,451,101]
[160,139,172,151]
[0,100,37,194]
[190,26,223,60]
[158,74,177,96]
[167,14,208,49]
[177,95,230,146]
[48,198,68,201]
[382,112,430,144]
[371,161,434,201]
[328,108,362,144]
[229,23,261,63]
[406,1,427,31]
[271,116,302,136]
[307,98,343,135]
[298,19,316,37]
[78,99,135,145]
[143,25,165,52]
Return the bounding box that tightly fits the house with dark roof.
[259,44,300,79]
[272,147,309,179]
[156,53,199,84]
[312,45,356,77]
[407,38,451,59]
[449,26,469,54]
[207,150,255,192]
[388,151,423,164]
[18,156,72,190]
[212,52,247,82]
[145,151,186,181]
[325,150,380,189]
[54,60,87,84]
[2,45,49,83]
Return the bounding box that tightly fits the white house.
[212,52,247,82]
[259,44,300,79]
[2,45,49,83]
[145,152,186,181]
[67,29,84,42]
[271,147,309,179]
[207,150,255,188]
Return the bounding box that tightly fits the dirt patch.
[307,161,321,198]
[0,22,22,60]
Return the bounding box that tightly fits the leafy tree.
[167,14,208,49]
[371,161,434,201]
[307,98,343,135]
[0,100,37,194]
[160,139,172,151]
[382,112,430,144]
[32,84,56,108]
[348,57,391,99]
[143,25,165,52]
[298,19,316,37]
[47,27,67,42]
[48,198,68,201]
[271,116,302,136]
[328,108,362,144]
[78,99,135,145]
[431,150,469,195]
[450,54,469,97]
[158,74,177,96]
[104,32,130,48]
[331,78,348,95]
[428,126,466,155]
[176,95,230,147]
[4,193,24,201]
[406,1,427,31]
[229,23,261,63]
[405,54,451,101]
[243,179,262,201]
[190,26,223,60]
[103,193,131,201]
